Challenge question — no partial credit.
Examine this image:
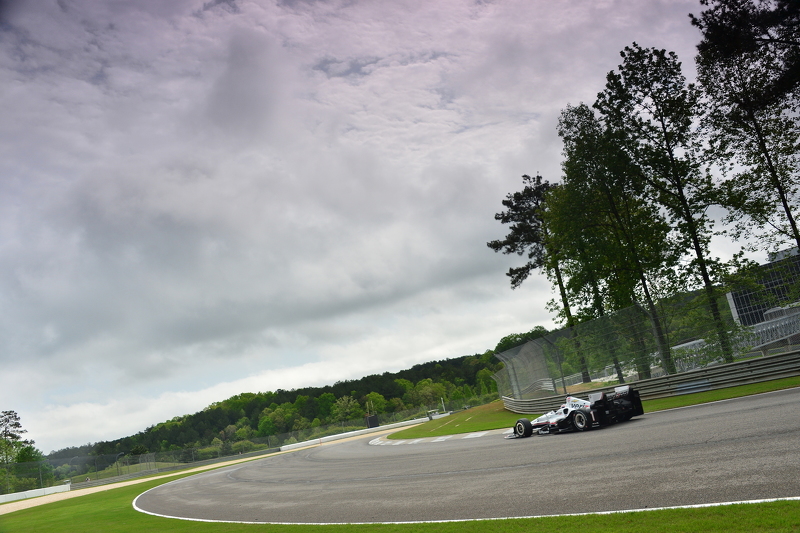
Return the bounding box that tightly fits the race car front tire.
[514,418,533,438]
[572,410,593,431]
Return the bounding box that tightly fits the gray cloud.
[0,0,707,452]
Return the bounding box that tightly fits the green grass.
[3,377,800,533]
[388,401,521,439]
[639,375,800,411]
[390,375,800,439]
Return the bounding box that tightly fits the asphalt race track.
[134,387,800,524]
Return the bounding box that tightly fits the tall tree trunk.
[745,105,800,251]
[627,304,653,380]
[637,273,676,374]
[602,188,675,374]
[676,189,734,363]
[550,256,592,383]
[587,279,625,384]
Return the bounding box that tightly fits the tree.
[494,326,549,354]
[690,0,800,108]
[696,24,800,253]
[595,43,734,364]
[542,184,628,381]
[1,411,34,464]
[317,392,336,420]
[44,353,508,456]
[488,174,591,382]
[256,416,277,437]
[331,396,363,422]
[129,444,148,456]
[553,103,679,376]
[394,379,414,396]
[412,379,447,406]
[14,445,43,464]
[487,173,553,288]
[364,392,387,415]
[475,369,498,396]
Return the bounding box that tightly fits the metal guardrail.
[278,417,426,451]
[502,349,800,414]
[66,446,283,491]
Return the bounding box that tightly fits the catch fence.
[493,275,800,399]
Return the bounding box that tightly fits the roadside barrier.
[279,417,426,451]
[502,349,800,414]
[0,482,71,504]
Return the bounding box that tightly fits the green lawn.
[3,377,800,533]
[388,400,522,439]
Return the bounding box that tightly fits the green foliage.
[231,440,254,454]
[487,173,591,381]
[128,445,148,456]
[331,396,363,422]
[317,392,336,419]
[494,326,549,353]
[13,445,43,463]
[1,411,36,464]
[394,378,413,394]
[257,416,277,437]
[690,0,800,109]
[487,173,554,289]
[696,11,800,252]
[364,392,387,414]
[46,353,505,459]
[593,43,736,366]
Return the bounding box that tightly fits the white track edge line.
[132,493,800,526]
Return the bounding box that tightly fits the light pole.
[541,336,568,394]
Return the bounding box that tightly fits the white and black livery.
[509,385,644,438]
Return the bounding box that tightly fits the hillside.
[47,351,503,459]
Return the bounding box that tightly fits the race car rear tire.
[514,418,533,438]
[572,410,593,431]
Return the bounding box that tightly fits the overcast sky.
[1,0,723,454]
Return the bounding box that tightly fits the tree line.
[488,1,800,382]
[45,351,503,460]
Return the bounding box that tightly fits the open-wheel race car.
[508,385,644,438]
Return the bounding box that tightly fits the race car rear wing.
[589,385,644,416]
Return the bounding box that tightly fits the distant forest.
[46,345,526,459]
